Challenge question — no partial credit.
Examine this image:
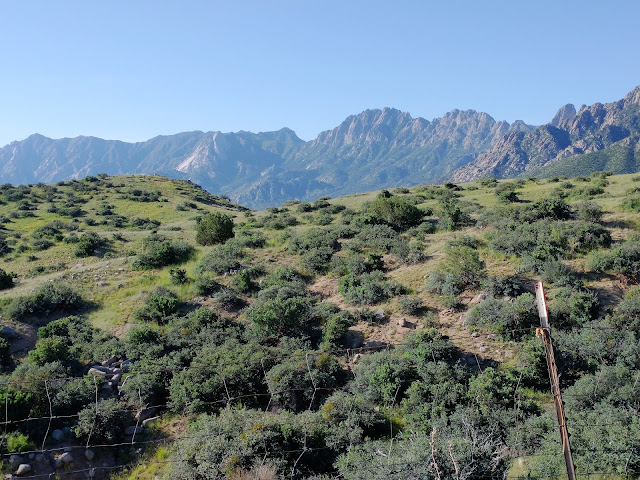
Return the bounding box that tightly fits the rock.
[59,452,73,464]
[101,356,118,367]
[504,350,514,358]
[62,426,72,434]
[54,458,63,468]
[142,416,160,427]
[135,407,157,422]
[28,453,35,461]
[35,454,46,463]
[51,429,64,441]
[397,318,407,328]
[96,281,108,287]
[471,332,479,338]
[15,464,31,475]
[85,449,95,461]
[88,368,107,376]
[0,326,18,339]
[63,447,73,453]
[352,353,361,364]
[124,425,143,435]
[9,455,24,468]
[112,374,122,383]
[478,346,488,353]
[122,359,134,370]
[86,467,96,478]
[486,334,497,340]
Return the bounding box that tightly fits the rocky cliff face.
[450,86,640,182]
[0,108,531,208]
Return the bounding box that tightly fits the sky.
[0,1,639,147]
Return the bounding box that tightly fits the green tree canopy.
[196,211,235,246]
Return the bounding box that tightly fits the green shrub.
[397,295,423,315]
[466,293,537,336]
[5,432,35,453]
[192,274,221,296]
[73,232,105,257]
[132,233,194,270]
[366,194,424,231]
[195,211,234,245]
[195,240,244,275]
[134,287,180,323]
[74,398,133,443]
[426,246,485,295]
[0,268,16,290]
[587,240,640,281]
[6,283,83,320]
[338,271,404,305]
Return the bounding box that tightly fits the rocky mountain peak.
[550,104,576,127]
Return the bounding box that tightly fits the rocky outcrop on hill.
[451,86,640,181]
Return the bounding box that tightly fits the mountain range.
[1,85,639,208]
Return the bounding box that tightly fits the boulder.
[397,318,407,328]
[9,454,24,468]
[101,356,118,367]
[51,429,64,441]
[88,368,107,376]
[35,454,46,463]
[85,449,95,461]
[0,326,18,339]
[15,464,31,475]
[59,452,73,464]
[135,407,156,422]
[54,458,63,469]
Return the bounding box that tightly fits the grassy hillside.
[0,172,639,479]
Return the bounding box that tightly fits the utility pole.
[535,282,577,480]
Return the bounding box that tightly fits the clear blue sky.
[1,1,638,147]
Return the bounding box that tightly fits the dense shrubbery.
[195,211,235,245]
[6,283,84,321]
[132,233,194,270]
[466,293,537,336]
[338,271,405,305]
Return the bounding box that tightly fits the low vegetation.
[0,173,637,479]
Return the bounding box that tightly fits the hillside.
[0,173,638,478]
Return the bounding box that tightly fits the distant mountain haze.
[1,85,639,208]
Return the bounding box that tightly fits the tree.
[196,212,234,246]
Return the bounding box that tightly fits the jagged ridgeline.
[2,86,640,209]
[0,173,639,479]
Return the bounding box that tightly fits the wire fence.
[0,328,637,479]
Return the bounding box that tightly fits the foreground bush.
[195,211,235,246]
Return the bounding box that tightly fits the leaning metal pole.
[535,282,577,480]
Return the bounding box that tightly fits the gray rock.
[88,368,107,376]
[62,426,72,434]
[478,346,488,353]
[0,326,18,339]
[15,464,31,475]
[51,429,64,441]
[90,365,110,373]
[397,318,407,328]
[135,407,157,422]
[9,454,24,467]
[35,454,46,463]
[63,446,73,453]
[85,449,95,461]
[54,458,63,468]
[101,356,118,367]
[59,452,73,464]
[28,453,35,461]
[124,425,143,435]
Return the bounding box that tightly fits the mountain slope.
[450,86,640,181]
[0,110,531,208]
